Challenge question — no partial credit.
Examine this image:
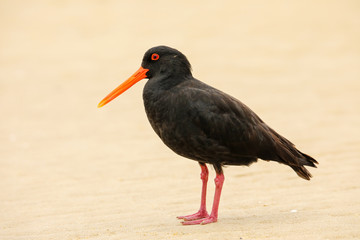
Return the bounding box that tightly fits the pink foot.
[181,215,217,225]
[181,172,224,226]
[177,210,209,221]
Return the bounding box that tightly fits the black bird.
[98,46,318,225]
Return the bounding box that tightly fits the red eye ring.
[151,53,160,61]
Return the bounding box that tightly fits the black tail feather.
[268,128,318,180]
[290,165,312,180]
[298,151,318,168]
[282,148,318,180]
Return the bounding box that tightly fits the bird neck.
[146,72,193,92]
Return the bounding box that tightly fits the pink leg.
[182,172,225,225]
[177,163,209,221]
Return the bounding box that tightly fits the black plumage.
[142,46,317,179]
[98,45,318,225]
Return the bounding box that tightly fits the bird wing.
[177,82,275,160]
[168,80,317,178]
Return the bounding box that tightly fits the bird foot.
[181,215,217,225]
[177,210,209,221]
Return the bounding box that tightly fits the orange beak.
[98,67,149,108]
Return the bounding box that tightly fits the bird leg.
[177,163,209,221]
[182,172,225,225]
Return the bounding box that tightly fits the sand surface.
[1,1,360,239]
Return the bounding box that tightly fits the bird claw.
[181,216,217,225]
[178,210,218,225]
[177,210,209,221]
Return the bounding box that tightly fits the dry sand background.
[1,1,360,239]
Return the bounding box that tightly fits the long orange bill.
[98,67,149,108]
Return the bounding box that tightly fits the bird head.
[141,46,192,79]
[98,46,191,108]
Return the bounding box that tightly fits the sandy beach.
[1,1,359,239]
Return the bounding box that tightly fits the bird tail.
[293,151,319,180]
[269,129,318,180]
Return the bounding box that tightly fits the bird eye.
[151,53,160,61]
